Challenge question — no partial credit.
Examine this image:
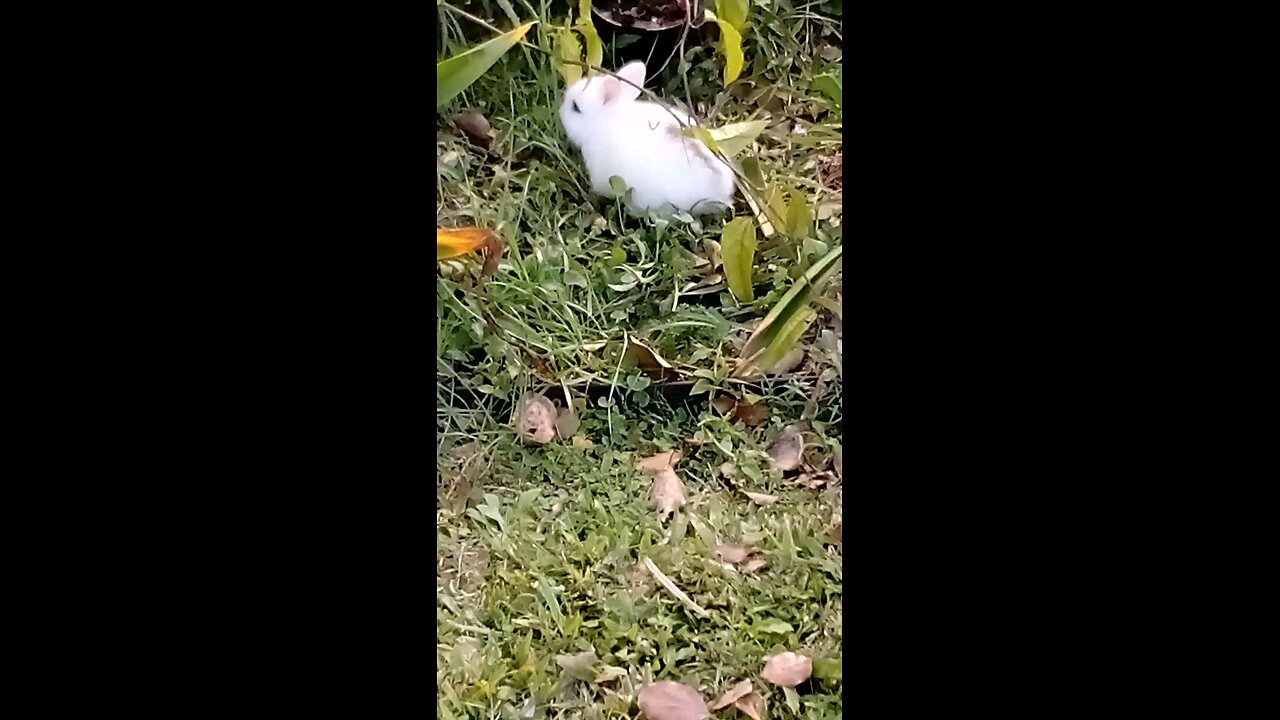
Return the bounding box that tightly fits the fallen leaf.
[636,451,685,520]
[626,335,679,380]
[719,461,736,479]
[734,692,765,720]
[437,227,495,260]
[741,557,768,573]
[743,491,778,506]
[556,649,599,682]
[519,697,536,718]
[515,393,557,444]
[555,405,580,439]
[833,445,842,479]
[733,401,771,426]
[716,543,753,564]
[761,652,812,687]
[652,468,686,519]
[594,665,628,683]
[704,239,723,269]
[767,425,804,471]
[636,450,682,472]
[710,680,753,710]
[711,395,737,415]
[454,108,494,146]
[637,681,709,720]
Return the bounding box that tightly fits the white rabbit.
[559,61,735,215]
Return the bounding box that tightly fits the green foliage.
[436,21,536,109]
[721,217,758,303]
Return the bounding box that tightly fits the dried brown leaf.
[704,238,723,269]
[743,491,778,506]
[761,652,812,687]
[734,692,766,720]
[637,680,709,720]
[626,335,678,380]
[555,406,580,439]
[515,393,557,444]
[733,401,771,426]
[716,543,753,565]
[719,461,736,479]
[710,680,753,710]
[652,468,686,520]
[636,450,682,473]
[741,557,768,573]
[767,425,804,472]
[711,395,737,415]
[455,108,494,145]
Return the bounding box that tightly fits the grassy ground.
[438,2,842,718]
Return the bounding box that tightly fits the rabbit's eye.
[572,101,581,113]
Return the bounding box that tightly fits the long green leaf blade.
[437,21,536,109]
[737,244,842,373]
[721,217,757,302]
[757,306,817,371]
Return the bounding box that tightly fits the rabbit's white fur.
[559,61,734,214]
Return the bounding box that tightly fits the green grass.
[438,1,842,717]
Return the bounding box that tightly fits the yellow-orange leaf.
[437,227,496,260]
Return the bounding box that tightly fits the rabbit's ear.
[602,61,646,105]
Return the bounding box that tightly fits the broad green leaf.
[707,119,769,158]
[721,217,757,302]
[682,125,721,156]
[555,28,583,85]
[576,0,603,67]
[765,185,789,227]
[736,244,842,376]
[810,71,842,111]
[716,0,750,29]
[607,175,628,198]
[437,21,536,109]
[756,306,816,372]
[705,11,745,85]
[577,23,603,68]
[738,155,767,193]
[784,188,813,240]
[812,657,842,681]
[757,618,793,634]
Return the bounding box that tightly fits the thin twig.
[643,557,710,618]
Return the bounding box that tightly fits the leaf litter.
[638,681,710,720]
[636,450,686,520]
[761,652,813,687]
[767,424,805,471]
[709,679,752,710]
